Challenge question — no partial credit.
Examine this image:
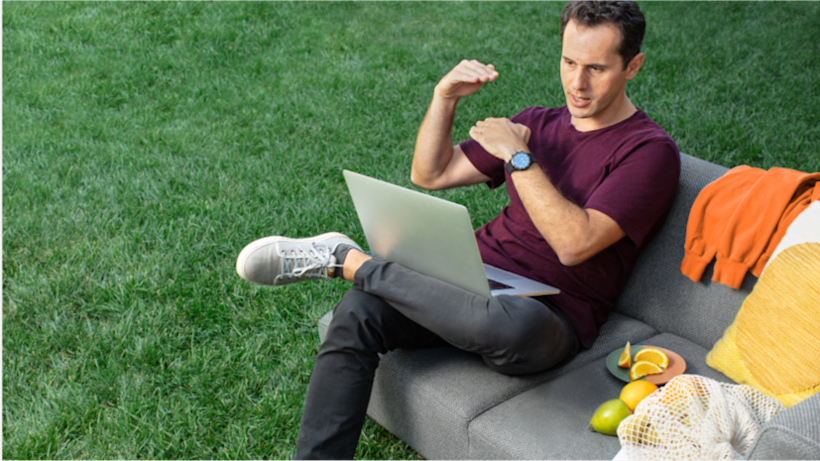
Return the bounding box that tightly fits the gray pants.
[295,258,579,459]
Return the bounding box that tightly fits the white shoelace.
[275,243,342,283]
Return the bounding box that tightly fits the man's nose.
[570,68,588,92]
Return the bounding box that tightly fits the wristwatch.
[505,151,537,174]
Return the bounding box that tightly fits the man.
[236,1,680,458]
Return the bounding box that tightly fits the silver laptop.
[343,170,559,297]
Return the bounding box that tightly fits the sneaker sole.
[235,232,355,282]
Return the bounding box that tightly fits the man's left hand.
[469,118,531,162]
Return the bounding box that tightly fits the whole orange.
[619,380,659,411]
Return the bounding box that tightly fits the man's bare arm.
[512,168,626,266]
[411,60,497,191]
[469,117,626,266]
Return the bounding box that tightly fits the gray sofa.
[318,153,820,460]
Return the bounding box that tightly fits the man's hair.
[559,1,646,69]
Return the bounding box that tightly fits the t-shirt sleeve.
[460,138,506,189]
[585,139,681,248]
[459,108,538,189]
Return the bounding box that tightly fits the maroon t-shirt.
[461,106,680,349]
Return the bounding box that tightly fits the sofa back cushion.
[613,154,756,349]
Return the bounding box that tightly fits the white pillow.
[763,200,820,274]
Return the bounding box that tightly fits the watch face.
[512,152,531,170]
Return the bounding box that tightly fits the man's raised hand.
[469,117,531,162]
[435,60,499,100]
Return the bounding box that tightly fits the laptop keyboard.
[488,278,514,291]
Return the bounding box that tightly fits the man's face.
[560,19,641,131]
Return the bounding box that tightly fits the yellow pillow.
[706,242,820,407]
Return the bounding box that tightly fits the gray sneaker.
[236,232,362,286]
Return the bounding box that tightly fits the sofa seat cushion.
[467,332,733,460]
[359,312,658,459]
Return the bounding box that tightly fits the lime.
[588,398,632,436]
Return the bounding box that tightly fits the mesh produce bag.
[617,374,785,460]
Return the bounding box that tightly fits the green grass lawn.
[3,2,819,459]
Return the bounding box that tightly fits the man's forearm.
[511,168,625,266]
[411,94,459,188]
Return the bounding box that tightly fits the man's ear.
[625,52,645,80]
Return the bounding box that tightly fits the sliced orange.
[629,361,664,380]
[617,341,631,368]
[633,347,669,370]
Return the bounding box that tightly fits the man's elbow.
[411,170,442,190]
[557,253,583,267]
[555,246,590,267]
[410,170,428,189]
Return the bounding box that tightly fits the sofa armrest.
[746,392,820,459]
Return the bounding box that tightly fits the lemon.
[588,398,632,436]
[619,380,659,411]
[618,412,659,443]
